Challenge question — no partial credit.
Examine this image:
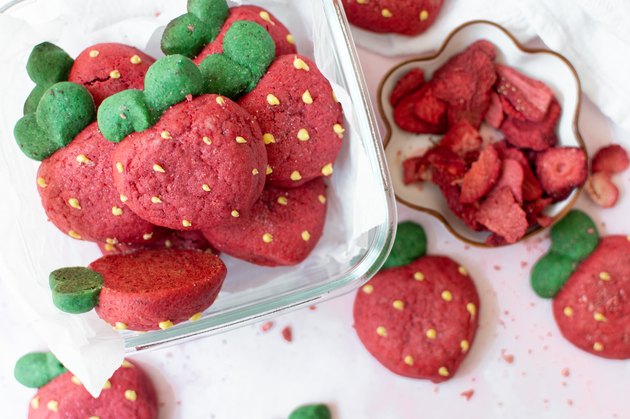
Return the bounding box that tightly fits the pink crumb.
[261,321,274,332]
[501,349,515,364]
[460,389,475,401]
[282,326,293,342]
[568,399,574,407]
[520,261,528,268]
[494,265,502,271]
[309,305,317,311]
[561,368,570,377]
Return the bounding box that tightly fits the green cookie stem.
[14,352,67,388]
[550,209,599,261]
[530,251,578,298]
[289,404,332,419]
[382,221,428,269]
[14,115,60,161]
[98,90,154,143]
[49,267,104,314]
[198,54,252,98]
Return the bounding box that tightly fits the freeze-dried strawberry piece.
[536,147,588,200]
[494,142,542,200]
[439,120,483,162]
[394,87,447,134]
[426,146,468,182]
[501,100,561,151]
[485,92,504,128]
[460,145,502,204]
[433,170,482,231]
[403,156,426,184]
[412,85,448,128]
[475,187,528,244]
[586,172,619,208]
[495,159,524,202]
[390,68,425,107]
[591,144,630,174]
[524,198,553,227]
[432,41,497,129]
[499,95,527,121]
[495,64,555,122]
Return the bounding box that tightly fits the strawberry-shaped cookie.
[238,54,344,188]
[49,248,226,331]
[16,353,157,419]
[531,210,630,359]
[342,0,444,36]
[354,222,480,382]
[98,229,215,255]
[203,178,328,266]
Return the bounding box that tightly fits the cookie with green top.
[14,352,67,389]
[289,404,332,419]
[49,267,104,314]
[382,221,427,269]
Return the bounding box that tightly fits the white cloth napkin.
[351,0,630,133]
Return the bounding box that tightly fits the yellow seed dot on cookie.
[231,210,240,218]
[68,198,81,209]
[252,168,259,176]
[112,206,123,216]
[120,194,128,203]
[121,360,134,368]
[103,379,112,389]
[466,302,477,317]
[460,340,470,352]
[332,91,339,103]
[563,306,573,317]
[182,220,192,228]
[71,376,81,385]
[263,133,276,144]
[376,326,387,337]
[77,154,93,165]
[202,184,211,192]
[599,272,611,281]
[189,312,203,322]
[277,196,288,205]
[266,94,280,106]
[593,342,604,352]
[413,272,425,281]
[151,196,162,204]
[89,50,99,58]
[321,163,334,176]
[362,284,373,294]
[160,130,172,139]
[301,231,311,241]
[164,240,173,248]
[286,34,295,44]
[203,136,212,145]
[130,54,142,64]
[104,243,115,252]
[266,165,273,175]
[30,397,39,409]
[152,164,165,173]
[236,136,247,144]
[262,233,273,243]
[109,70,121,79]
[594,312,607,322]
[302,90,313,104]
[293,57,310,71]
[259,10,275,25]
[297,128,310,141]
[68,230,82,240]
[106,238,118,245]
[89,416,100,419]
[419,10,429,21]
[37,177,47,188]
[159,320,173,330]
[441,290,453,302]
[392,300,404,310]
[290,171,302,181]
[47,400,59,412]
[438,366,449,377]
[124,389,137,401]
[116,162,124,173]
[426,328,437,339]
[333,123,345,138]
[216,96,226,105]
[318,195,327,204]
[357,0,368,4]
[403,355,414,366]
[382,8,393,18]
[114,322,127,330]
[458,266,469,276]
[142,232,153,240]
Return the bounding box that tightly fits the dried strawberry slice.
[412,85,449,127]
[524,198,553,227]
[495,159,524,203]
[586,172,619,208]
[439,120,483,163]
[591,144,630,174]
[495,64,555,122]
[390,68,425,107]
[495,141,542,201]
[485,92,504,128]
[475,187,528,244]
[501,99,561,151]
[394,87,447,134]
[535,147,588,201]
[460,144,502,204]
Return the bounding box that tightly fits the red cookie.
[354,256,479,382]
[553,236,630,359]
[91,249,227,331]
[238,54,343,188]
[342,0,444,36]
[112,94,267,231]
[194,5,297,64]
[98,229,215,255]
[37,122,159,245]
[68,43,155,107]
[29,360,157,419]
[203,178,327,266]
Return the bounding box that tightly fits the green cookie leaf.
[49,267,104,314]
[161,13,214,58]
[36,82,95,147]
[14,114,61,161]
[198,54,252,98]
[289,404,332,419]
[382,221,428,269]
[188,0,229,24]
[143,55,204,114]
[531,251,577,298]
[14,352,67,388]
[550,210,599,262]
[98,90,154,143]
[23,85,47,115]
[26,42,74,86]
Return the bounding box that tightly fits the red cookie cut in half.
[354,255,479,382]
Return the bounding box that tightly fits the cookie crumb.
[460,389,475,401]
[282,326,293,342]
[261,321,273,332]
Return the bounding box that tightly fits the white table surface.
[2,14,630,419]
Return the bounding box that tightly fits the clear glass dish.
[0,0,396,361]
